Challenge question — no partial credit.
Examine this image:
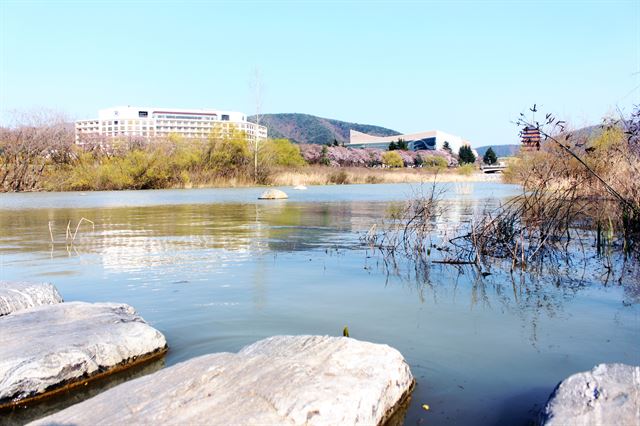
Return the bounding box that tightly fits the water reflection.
[373,243,640,351]
[0,202,382,276]
[0,184,638,426]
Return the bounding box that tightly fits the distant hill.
[248,113,400,145]
[476,144,520,158]
[565,123,629,145]
[568,124,603,142]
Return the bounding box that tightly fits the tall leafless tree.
[0,109,74,191]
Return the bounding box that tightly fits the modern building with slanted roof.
[346,129,471,153]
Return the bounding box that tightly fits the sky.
[1,0,639,147]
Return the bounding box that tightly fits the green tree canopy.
[483,147,497,165]
[320,145,330,165]
[420,155,448,169]
[458,145,476,165]
[206,128,251,176]
[388,141,398,151]
[396,139,408,150]
[261,138,306,167]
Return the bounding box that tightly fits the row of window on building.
[77,121,252,129]
[75,108,266,144]
[154,114,233,121]
[76,124,265,141]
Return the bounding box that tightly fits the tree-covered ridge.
[476,144,520,157]
[248,113,401,145]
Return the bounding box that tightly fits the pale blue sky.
[1,0,639,146]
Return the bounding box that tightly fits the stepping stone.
[0,302,167,409]
[259,189,288,199]
[30,335,414,425]
[0,281,63,316]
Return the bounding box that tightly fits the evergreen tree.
[396,138,408,150]
[458,145,476,165]
[388,141,397,151]
[442,141,452,154]
[320,145,330,165]
[483,147,497,165]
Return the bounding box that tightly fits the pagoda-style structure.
[520,126,541,151]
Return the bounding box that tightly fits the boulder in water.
[258,189,288,199]
[540,363,640,426]
[0,281,63,316]
[30,335,414,425]
[0,302,167,409]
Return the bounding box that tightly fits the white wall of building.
[75,106,266,144]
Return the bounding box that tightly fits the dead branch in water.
[72,218,95,241]
[362,179,446,262]
[48,217,96,245]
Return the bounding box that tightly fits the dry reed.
[269,166,497,187]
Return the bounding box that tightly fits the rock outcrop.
[540,363,640,426]
[0,281,63,316]
[0,302,167,408]
[258,189,288,199]
[30,335,414,425]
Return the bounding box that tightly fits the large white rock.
[0,302,167,408]
[541,363,640,426]
[0,281,63,316]
[30,335,414,425]
[258,189,288,199]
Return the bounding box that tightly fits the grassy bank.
[1,119,493,192]
[269,166,498,186]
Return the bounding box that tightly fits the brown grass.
[268,166,498,186]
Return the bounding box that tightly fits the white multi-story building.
[75,106,267,144]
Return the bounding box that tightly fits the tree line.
[1,112,492,192]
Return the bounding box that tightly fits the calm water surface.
[1,183,638,425]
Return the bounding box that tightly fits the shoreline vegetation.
[270,166,499,187]
[364,107,640,272]
[0,114,488,193]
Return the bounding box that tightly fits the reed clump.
[270,166,492,187]
[366,108,640,273]
[503,114,640,257]
[363,181,446,261]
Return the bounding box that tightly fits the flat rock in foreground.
[0,281,63,316]
[31,335,414,425]
[540,363,640,426]
[0,302,167,407]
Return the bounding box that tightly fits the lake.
[1,183,638,425]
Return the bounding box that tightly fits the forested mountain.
[476,144,520,157]
[248,113,400,145]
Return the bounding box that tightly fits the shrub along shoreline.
[1,123,486,192]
